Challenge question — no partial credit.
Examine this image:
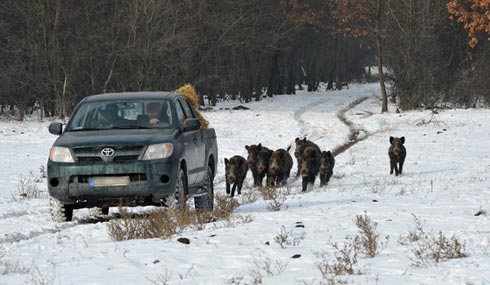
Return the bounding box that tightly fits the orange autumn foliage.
[448,0,490,47]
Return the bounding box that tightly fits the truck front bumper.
[47,158,179,206]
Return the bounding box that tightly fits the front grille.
[73,145,144,163]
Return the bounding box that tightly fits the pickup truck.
[47,92,218,222]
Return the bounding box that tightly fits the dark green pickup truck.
[47,92,218,222]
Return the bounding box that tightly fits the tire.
[175,168,188,209]
[50,198,73,222]
[89,207,109,216]
[194,166,214,212]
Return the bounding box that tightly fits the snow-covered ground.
[1,83,490,285]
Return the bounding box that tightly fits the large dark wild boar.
[245,143,271,187]
[300,146,321,192]
[388,136,406,176]
[255,148,273,187]
[225,155,248,197]
[319,150,335,187]
[267,146,294,187]
[294,137,321,177]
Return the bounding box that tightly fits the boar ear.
[321,150,326,155]
[224,158,229,165]
[258,143,262,148]
[326,151,331,156]
[245,145,249,150]
[400,137,405,144]
[303,137,307,142]
[295,137,299,142]
[390,136,394,144]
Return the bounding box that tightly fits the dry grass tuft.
[355,213,389,258]
[107,206,212,241]
[214,195,239,221]
[398,214,468,267]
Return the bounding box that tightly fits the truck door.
[178,99,206,185]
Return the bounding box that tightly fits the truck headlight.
[142,143,174,160]
[49,146,74,163]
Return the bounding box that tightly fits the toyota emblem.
[101,147,115,157]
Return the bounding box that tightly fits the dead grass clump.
[398,214,468,267]
[214,195,239,221]
[315,237,362,285]
[355,213,389,258]
[257,186,276,200]
[248,255,288,284]
[273,225,305,249]
[11,171,46,200]
[107,206,212,241]
[257,186,287,211]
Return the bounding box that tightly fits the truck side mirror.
[183,118,200,132]
[48,122,63,135]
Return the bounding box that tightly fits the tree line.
[0,0,489,120]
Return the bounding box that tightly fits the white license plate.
[89,176,130,187]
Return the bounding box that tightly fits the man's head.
[147,102,161,120]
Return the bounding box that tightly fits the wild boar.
[256,148,273,187]
[245,143,271,187]
[300,146,321,192]
[319,150,335,187]
[267,146,294,187]
[225,155,248,197]
[388,136,406,176]
[294,137,321,178]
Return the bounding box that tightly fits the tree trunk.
[376,0,388,113]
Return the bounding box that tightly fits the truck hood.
[53,129,178,148]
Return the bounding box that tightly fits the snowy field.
[1,83,490,284]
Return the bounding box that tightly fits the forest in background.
[1,0,489,120]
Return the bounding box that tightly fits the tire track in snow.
[294,98,333,140]
[332,97,370,157]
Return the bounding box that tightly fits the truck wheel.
[195,165,214,211]
[175,168,188,209]
[89,207,109,216]
[50,198,73,222]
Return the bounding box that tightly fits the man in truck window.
[147,102,162,125]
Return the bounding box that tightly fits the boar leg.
[226,182,231,195]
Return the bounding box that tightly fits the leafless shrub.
[398,215,468,267]
[0,255,30,275]
[11,171,47,200]
[257,186,276,200]
[226,274,245,284]
[239,191,259,204]
[214,195,240,221]
[315,238,362,285]
[274,225,305,249]
[147,269,172,285]
[219,214,255,229]
[26,263,56,285]
[266,192,287,212]
[355,213,389,257]
[248,255,288,284]
[107,206,212,241]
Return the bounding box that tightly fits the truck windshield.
[66,100,174,131]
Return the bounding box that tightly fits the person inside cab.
[147,102,162,125]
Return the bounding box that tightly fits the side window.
[175,100,186,125]
[180,99,196,119]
